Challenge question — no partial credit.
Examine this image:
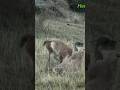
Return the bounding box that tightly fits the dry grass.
[35,16,85,90]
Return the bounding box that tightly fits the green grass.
[35,17,85,90]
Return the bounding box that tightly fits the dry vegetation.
[35,24,85,90]
[35,0,85,89]
[35,12,85,90]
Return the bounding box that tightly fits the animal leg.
[45,53,51,72]
[59,55,63,63]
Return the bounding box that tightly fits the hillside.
[35,0,85,90]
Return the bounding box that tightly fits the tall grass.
[35,17,85,90]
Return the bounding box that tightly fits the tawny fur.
[43,40,72,63]
[53,47,85,73]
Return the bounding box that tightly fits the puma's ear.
[43,40,51,46]
[43,41,47,46]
